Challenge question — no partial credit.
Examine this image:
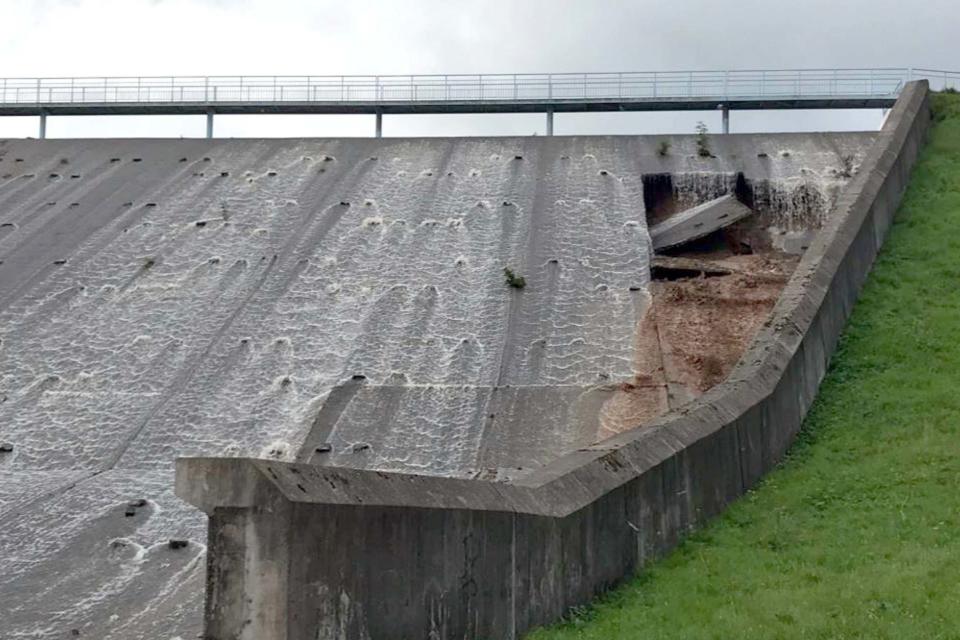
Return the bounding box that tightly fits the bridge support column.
[375,110,383,138]
[206,110,214,139]
[39,111,48,139]
[721,106,730,134]
[546,108,554,136]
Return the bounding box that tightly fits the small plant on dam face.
[657,140,671,156]
[695,122,712,158]
[503,267,526,289]
[838,154,857,178]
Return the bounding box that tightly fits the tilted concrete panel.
[649,193,754,250]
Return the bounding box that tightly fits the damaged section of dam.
[0,130,876,637]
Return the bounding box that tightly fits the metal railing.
[911,68,960,91]
[1,68,948,107]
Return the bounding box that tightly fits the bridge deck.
[1,69,954,137]
[0,96,897,117]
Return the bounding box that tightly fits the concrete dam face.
[0,132,874,638]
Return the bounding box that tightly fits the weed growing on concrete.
[838,154,857,178]
[657,140,671,156]
[695,122,711,157]
[503,267,526,289]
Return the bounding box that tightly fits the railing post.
[548,74,552,100]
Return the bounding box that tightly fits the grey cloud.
[0,0,955,137]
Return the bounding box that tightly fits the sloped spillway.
[0,132,874,638]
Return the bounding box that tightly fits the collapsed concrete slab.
[649,255,734,279]
[650,193,754,251]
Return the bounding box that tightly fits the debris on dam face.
[649,193,754,251]
[0,132,874,638]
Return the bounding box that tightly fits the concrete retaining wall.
[176,81,931,640]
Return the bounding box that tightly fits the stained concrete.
[177,81,931,639]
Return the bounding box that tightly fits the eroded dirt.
[596,243,798,441]
[652,250,797,397]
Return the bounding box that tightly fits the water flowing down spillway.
[0,132,875,638]
[0,137,654,479]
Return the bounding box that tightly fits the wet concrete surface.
[0,132,874,637]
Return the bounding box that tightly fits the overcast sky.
[1,0,956,138]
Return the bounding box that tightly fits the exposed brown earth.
[596,243,798,441]
[652,250,797,395]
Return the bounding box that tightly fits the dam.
[0,77,932,639]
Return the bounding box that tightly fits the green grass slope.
[529,93,960,640]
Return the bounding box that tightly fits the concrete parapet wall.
[177,81,931,640]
